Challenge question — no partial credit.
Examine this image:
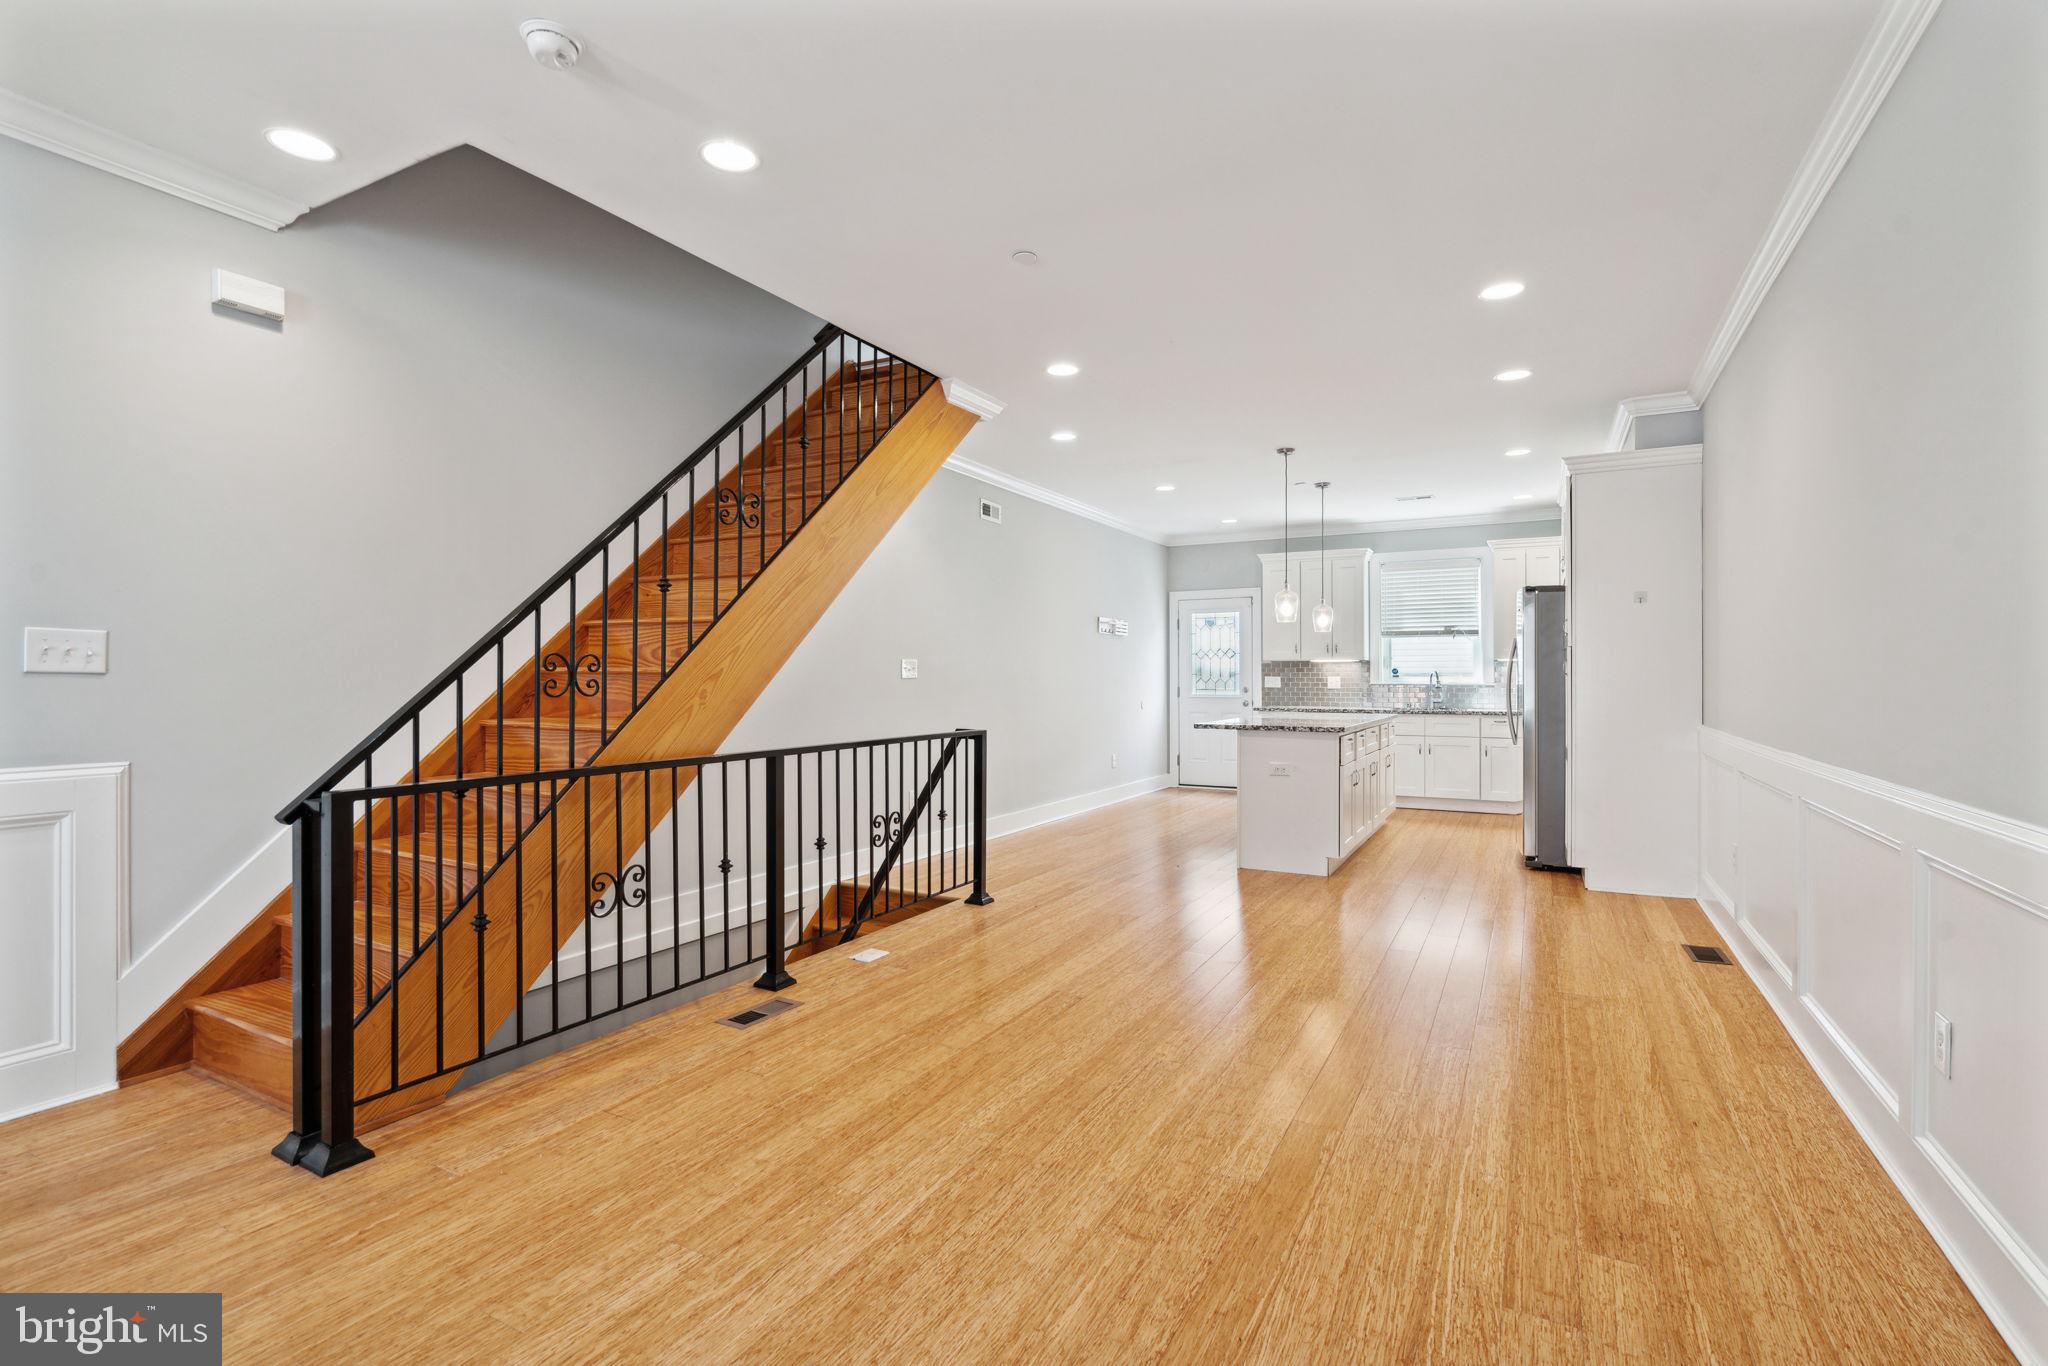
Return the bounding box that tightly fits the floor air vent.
[1683,944,1733,965]
[720,998,802,1029]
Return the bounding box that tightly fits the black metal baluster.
[719,764,731,974]
[670,767,681,992]
[513,779,525,1048]
[713,441,722,620]
[472,785,486,1065]
[600,544,611,742]
[390,780,400,1090]
[744,759,755,964]
[698,765,708,983]
[969,731,993,905]
[582,762,593,1026]
[688,468,697,648]
[643,769,654,1002]
[792,752,804,948]
[614,771,625,1008]
[565,572,577,797]
[631,519,642,710]
[549,778,561,1037]
[659,492,671,677]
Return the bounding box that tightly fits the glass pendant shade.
[1274,585,1301,623]
[1311,599,1336,634]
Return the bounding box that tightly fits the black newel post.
[755,755,797,991]
[299,792,374,1177]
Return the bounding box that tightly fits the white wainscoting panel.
[1735,772,1798,986]
[1698,727,2048,1364]
[0,764,126,1123]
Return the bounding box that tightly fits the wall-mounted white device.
[900,658,919,679]
[211,269,285,322]
[24,627,108,674]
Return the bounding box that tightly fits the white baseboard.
[1699,726,2048,1364]
[989,773,1175,841]
[1393,796,1520,815]
[0,1079,119,1126]
[116,826,289,1040]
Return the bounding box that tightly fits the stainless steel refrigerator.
[1514,584,1574,871]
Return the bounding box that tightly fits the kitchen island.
[1195,714,1398,875]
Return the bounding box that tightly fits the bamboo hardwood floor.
[0,794,2012,1363]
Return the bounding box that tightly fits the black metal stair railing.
[280,729,990,1176]
[269,324,944,1176]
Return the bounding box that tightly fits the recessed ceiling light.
[1045,361,1080,377]
[1505,447,1532,458]
[1155,484,1176,492]
[1220,517,1239,524]
[1494,368,1532,382]
[699,139,760,173]
[1513,493,1535,500]
[1050,430,1077,442]
[1011,250,1040,266]
[1479,280,1525,301]
[264,127,337,162]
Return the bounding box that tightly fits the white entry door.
[1176,595,1254,788]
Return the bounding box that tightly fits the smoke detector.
[520,19,582,69]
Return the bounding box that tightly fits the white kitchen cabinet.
[1258,550,1368,662]
[1488,536,1563,663]
[1393,733,1426,797]
[1423,735,1481,799]
[1482,734,1523,802]
[1377,753,1396,823]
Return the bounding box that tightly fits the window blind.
[1377,558,1482,637]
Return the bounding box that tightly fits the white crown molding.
[1606,390,1700,452]
[1163,503,1559,547]
[941,456,1164,544]
[939,378,1006,421]
[0,88,309,231]
[1561,443,1703,478]
[1688,0,1944,402]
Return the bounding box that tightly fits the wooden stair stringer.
[351,385,981,1130]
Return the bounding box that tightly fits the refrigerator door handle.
[1507,638,1520,743]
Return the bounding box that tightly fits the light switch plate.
[24,627,108,674]
[1264,675,1282,688]
[900,658,918,679]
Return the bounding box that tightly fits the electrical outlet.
[1264,675,1281,688]
[23,627,108,674]
[1325,674,1341,689]
[900,658,918,679]
[1933,1012,1952,1078]
[1110,752,1119,769]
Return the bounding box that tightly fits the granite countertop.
[1194,713,1398,736]
[1253,705,1510,717]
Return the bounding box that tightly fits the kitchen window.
[1371,551,1486,683]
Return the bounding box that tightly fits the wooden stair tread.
[187,978,293,1044]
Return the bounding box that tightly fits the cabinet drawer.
[1359,727,1380,753]
[1481,717,1513,740]
[1341,733,1356,764]
[1424,715,1481,737]
[1393,717,1427,736]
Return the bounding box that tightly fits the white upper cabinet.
[1487,536,1562,662]
[1258,550,1367,662]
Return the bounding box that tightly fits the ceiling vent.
[980,498,1003,524]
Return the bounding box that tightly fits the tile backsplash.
[1259,659,1511,712]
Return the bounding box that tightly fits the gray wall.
[1168,518,1561,593]
[724,467,1170,810]
[1702,0,2047,825]
[0,141,823,951]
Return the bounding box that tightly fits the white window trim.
[1368,547,1493,684]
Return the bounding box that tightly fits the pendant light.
[1310,481,1336,635]
[1272,447,1300,624]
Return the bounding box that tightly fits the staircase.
[157,327,990,1160]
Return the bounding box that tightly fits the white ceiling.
[3,0,1880,542]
